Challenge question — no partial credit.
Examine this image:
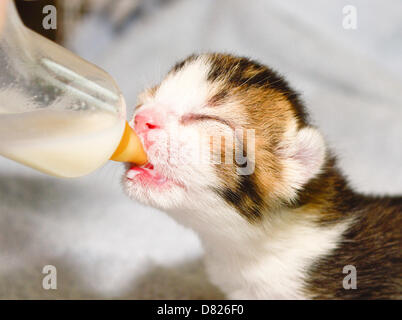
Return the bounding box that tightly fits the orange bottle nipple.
[110,121,147,165]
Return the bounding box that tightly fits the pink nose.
[134,110,162,134]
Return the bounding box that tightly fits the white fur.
[166,198,351,300]
[203,212,350,299]
[155,56,212,114]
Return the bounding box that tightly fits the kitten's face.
[124,54,325,221]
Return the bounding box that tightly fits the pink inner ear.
[291,127,326,183]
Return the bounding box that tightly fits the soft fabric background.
[0,0,401,298]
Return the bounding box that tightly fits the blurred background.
[0,0,401,298]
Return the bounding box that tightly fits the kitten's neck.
[192,204,351,299]
[167,159,356,299]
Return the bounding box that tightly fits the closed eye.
[180,113,235,131]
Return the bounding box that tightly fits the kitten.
[124,53,401,299]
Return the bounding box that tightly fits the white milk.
[0,109,124,177]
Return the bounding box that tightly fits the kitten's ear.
[279,126,326,194]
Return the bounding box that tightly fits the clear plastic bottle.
[0,1,146,177]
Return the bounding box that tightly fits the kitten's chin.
[123,169,187,210]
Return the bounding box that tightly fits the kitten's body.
[125,53,402,299]
[202,181,402,300]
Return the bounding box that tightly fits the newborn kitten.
[124,53,401,299]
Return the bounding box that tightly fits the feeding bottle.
[0,0,147,177]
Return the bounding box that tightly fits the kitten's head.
[124,53,326,222]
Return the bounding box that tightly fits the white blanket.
[0,0,401,299]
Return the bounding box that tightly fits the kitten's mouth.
[126,162,169,186]
[126,161,187,190]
